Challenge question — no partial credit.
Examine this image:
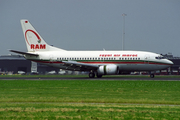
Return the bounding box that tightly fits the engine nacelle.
[97,64,119,75]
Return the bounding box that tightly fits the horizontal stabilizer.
[9,50,39,56]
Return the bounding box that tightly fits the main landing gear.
[89,71,102,78]
[89,72,95,78]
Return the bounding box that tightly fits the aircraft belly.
[38,62,170,72]
[119,64,168,71]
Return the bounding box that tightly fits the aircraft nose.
[167,59,173,65]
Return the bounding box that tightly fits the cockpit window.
[155,56,165,59]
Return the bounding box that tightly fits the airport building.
[0,54,180,75]
[161,54,180,75]
[0,55,31,75]
[0,54,60,75]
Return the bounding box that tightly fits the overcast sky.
[1,0,180,56]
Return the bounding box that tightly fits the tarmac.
[0,76,180,81]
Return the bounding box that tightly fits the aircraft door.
[49,54,54,63]
[144,55,150,64]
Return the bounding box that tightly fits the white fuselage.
[25,50,173,72]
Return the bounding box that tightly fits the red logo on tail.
[25,30,46,50]
[31,44,46,49]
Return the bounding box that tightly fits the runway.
[0,76,180,81]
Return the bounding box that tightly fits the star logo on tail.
[38,39,41,43]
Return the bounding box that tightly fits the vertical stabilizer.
[20,19,65,52]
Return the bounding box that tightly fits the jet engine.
[97,64,119,75]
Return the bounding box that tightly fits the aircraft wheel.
[96,73,102,78]
[150,74,154,78]
[89,72,95,78]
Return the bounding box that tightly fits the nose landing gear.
[150,74,154,78]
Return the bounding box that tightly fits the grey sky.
[1,0,180,56]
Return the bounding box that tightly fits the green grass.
[1,103,180,120]
[1,80,180,104]
[0,80,180,119]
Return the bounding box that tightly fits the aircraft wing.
[62,61,99,71]
[9,50,39,57]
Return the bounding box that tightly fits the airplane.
[10,19,173,78]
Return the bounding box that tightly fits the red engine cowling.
[97,64,119,75]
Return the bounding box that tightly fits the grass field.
[0,78,180,119]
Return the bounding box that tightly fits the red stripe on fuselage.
[30,60,171,66]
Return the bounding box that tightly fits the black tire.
[97,74,102,78]
[150,74,154,78]
[89,72,95,78]
[96,72,102,78]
